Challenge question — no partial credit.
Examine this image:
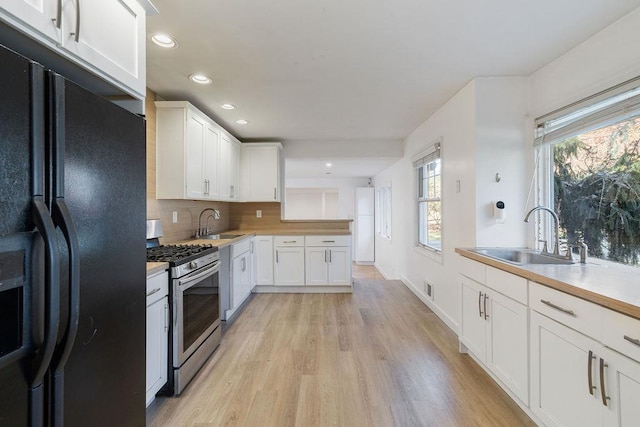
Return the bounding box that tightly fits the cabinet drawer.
[486,266,527,305]
[459,256,485,284]
[231,237,252,258]
[602,308,640,363]
[529,282,601,339]
[305,235,351,247]
[273,236,304,246]
[146,271,169,306]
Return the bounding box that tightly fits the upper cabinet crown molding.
[0,0,150,104]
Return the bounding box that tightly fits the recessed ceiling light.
[326,162,332,167]
[189,74,212,85]
[221,104,236,110]
[150,33,177,48]
[235,119,249,125]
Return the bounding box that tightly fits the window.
[414,141,442,252]
[535,77,640,267]
[376,185,391,239]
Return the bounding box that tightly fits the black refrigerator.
[0,43,146,426]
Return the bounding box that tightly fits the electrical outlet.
[172,211,178,223]
[256,210,262,218]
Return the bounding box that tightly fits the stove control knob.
[189,261,198,269]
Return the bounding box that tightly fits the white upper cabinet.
[218,133,240,201]
[0,0,149,98]
[240,143,282,202]
[156,101,225,201]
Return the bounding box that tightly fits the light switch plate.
[172,211,178,223]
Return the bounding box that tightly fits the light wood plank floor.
[147,266,535,426]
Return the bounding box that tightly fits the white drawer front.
[459,256,486,284]
[486,266,527,305]
[305,235,351,247]
[146,271,169,306]
[529,282,601,340]
[274,236,304,246]
[602,308,640,363]
[231,237,252,258]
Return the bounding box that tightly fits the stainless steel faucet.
[196,208,220,238]
[524,206,561,255]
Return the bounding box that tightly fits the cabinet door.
[602,348,640,427]
[327,247,351,286]
[486,290,529,404]
[243,146,279,201]
[530,312,602,427]
[0,0,61,45]
[185,111,206,199]
[305,247,328,286]
[218,134,231,200]
[274,247,305,286]
[146,297,168,407]
[203,124,219,198]
[232,253,251,309]
[60,0,145,96]
[229,139,240,201]
[459,276,487,362]
[255,236,274,286]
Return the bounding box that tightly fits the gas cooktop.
[146,244,218,265]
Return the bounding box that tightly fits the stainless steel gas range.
[147,243,221,395]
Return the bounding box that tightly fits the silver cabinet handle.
[483,293,489,320]
[241,257,246,272]
[478,291,483,318]
[624,335,640,347]
[275,250,278,263]
[329,249,332,263]
[52,0,62,28]
[540,299,576,317]
[324,249,327,263]
[282,240,296,244]
[274,187,276,200]
[588,350,596,395]
[322,240,335,243]
[70,0,80,42]
[146,287,161,297]
[599,358,610,406]
[164,302,169,332]
[230,185,234,198]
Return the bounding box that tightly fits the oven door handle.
[178,262,220,290]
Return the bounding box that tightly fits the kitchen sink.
[199,233,244,240]
[469,248,575,265]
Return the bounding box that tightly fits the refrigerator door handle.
[50,200,80,427]
[29,198,61,427]
[48,72,81,427]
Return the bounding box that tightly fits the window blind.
[534,76,640,147]
[412,142,441,167]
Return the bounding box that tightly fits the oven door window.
[182,271,219,351]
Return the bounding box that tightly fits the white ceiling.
[146,0,640,178]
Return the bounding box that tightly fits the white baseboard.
[253,285,352,294]
[373,262,393,280]
[400,274,459,335]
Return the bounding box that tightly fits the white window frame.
[533,76,640,252]
[413,139,442,255]
[376,185,392,239]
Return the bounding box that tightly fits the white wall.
[285,177,369,219]
[374,7,640,335]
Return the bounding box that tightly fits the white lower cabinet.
[530,311,603,427]
[304,235,352,287]
[460,274,528,404]
[254,236,274,286]
[602,347,640,427]
[228,238,253,318]
[146,270,169,407]
[274,245,305,286]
